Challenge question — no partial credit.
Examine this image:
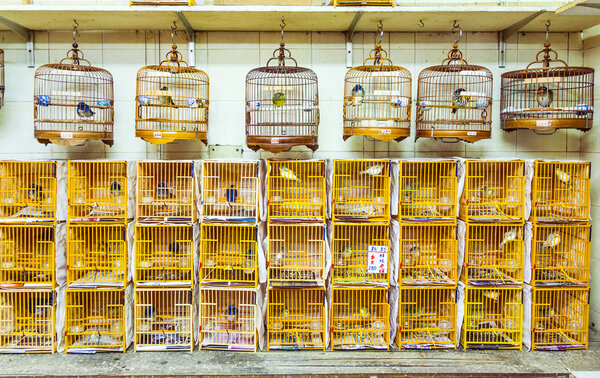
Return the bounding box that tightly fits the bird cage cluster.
[267,287,325,350]
[461,286,522,349]
[199,287,257,351]
[134,288,193,351]
[330,287,389,350]
[332,0,394,5]
[245,23,319,153]
[343,25,411,142]
[64,288,126,353]
[130,0,195,6]
[397,286,456,349]
[34,27,114,147]
[0,49,4,109]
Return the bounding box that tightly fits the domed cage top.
[136,37,209,145]
[0,49,4,109]
[246,23,319,153]
[34,34,114,147]
[343,26,411,142]
[416,32,493,143]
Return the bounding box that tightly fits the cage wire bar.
[199,287,257,351]
[135,224,193,286]
[65,288,126,353]
[531,161,590,222]
[267,287,325,350]
[0,161,57,222]
[330,287,389,350]
[68,161,127,222]
[0,49,4,109]
[134,287,193,352]
[201,160,259,223]
[246,22,319,153]
[399,160,457,221]
[136,161,196,223]
[0,225,55,288]
[332,159,390,222]
[0,288,56,353]
[199,224,257,287]
[397,286,456,349]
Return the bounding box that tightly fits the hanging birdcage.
[343,24,410,142]
[501,23,594,132]
[0,49,4,109]
[245,22,319,153]
[416,24,493,143]
[34,23,114,147]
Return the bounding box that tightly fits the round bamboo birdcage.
[416,28,493,143]
[501,26,594,132]
[0,49,4,109]
[245,22,319,154]
[343,25,411,142]
[136,28,209,145]
[33,26,114,147]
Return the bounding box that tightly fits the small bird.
[76,102,95,118]
[338,245,352,266]
[244,248,254,275]
[226,305,237,322]
[27,184,44,202]
[358,165,383,176]
[97,99,112,107]
[35,95,51,106]
[541,230,561,250]
[169,242,180,255]
[137,96,151,105]
[555,168,571,186]
[480,185,495,199]
[499,228,518,250]
[359,306,370,319]
[109,181,121,198]
[158,86,175,106]
[97,240,107,254]
[279,166,302,184]
[144,305,156,323]
[404,246,420,267]
[351,84,365,106]
[483,290,499,301]
[543,307,555,319]
[536,86,553,108]
[281,306,289,319]
[272,92,286,108]
[273,247,285,266]
[451,88,470,114]
[156,182,171,199]
[225,185,238,203]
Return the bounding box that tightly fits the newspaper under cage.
[65,288,126,353]
[0,225,55,288]
[0,49,4,109]
[331,287,389,350]
[397,286,456,349]
[267,287,325,350]
[332,223,390,287]
[134,287,193,352]
[0,161,57,223]
[399,160,457,221]
[531,223,590,286]
[531,161,590,222]
[201,160,259,223]
[68,161,127,222]
[530,286,589,350]
[343,25,410,142]
[459,160,525,222]
[462,285,523,350]
[245,23,319,153]
[199,287,257,351]
[200,224,257,287]
[135,224,193,286]
[0,288,56,353]
[400,222,457,285]
[332,159,390,222]
[136,161,196,223]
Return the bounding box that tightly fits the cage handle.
[266,48,298,67]
[363,22,395,67]
[527,21,568,68]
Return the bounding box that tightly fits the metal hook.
[171,21,178,45]
[375,20,384,46]
[280,19,286,45]
[72,19,80,45]
[545,20,551,43]
[418,19,425,28]
[452,20,462,45]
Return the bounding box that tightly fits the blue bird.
[27,184,44,202]
[109,181,121,197]
[156,182,171,199]
[158,86,175,106]
[97,99,112,107]
[225,185,238,204]
[35,95,51,106]
[452,88,470,114]
[169,242,180,255]
[76,102,95,118]
[226,305,237,322]
[144,306,155,323]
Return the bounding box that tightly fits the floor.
[1,330,599,377]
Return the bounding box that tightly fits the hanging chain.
[70,20,81,64]
[545,20,550,44]
[444,20,466,64]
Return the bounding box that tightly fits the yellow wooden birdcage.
[267,160,325,222]
[397,286,456,349]
[267,287,325,350]
[531,161,590,222]
[0,161,56,223]
[135,224,193,286]
[530,286,589,350]
[332,159,390,222]
[68,161,127,222]
[199,287,257,351]
[399,222,457,285]
[399,160,457,221]
[201,160,259,223]
[199,224,257,287]
[66,224,127,288]
[134,287,193,352]
[331,287,389,350]
[65,288,126,353]
[531,223,590,286]
[462,286,522,350]
[463,222,524,285]
[332,223,389,286]
[333,0,394,6]
[459,160,525,222]
[0,288,56,353]
[267,223,325,288]
[0,225,55,288]
[136,161,196,223]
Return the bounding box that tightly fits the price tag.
[536,120,551,127]
[379,129,392,135]
[271,138,280,144]
[153,131,163,138]
[60,132,73,139]
[367,245,388,274]
[467,131,477,136]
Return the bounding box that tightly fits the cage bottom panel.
[415,128,491,143]
[200,328,257,352]
[398,331,456,350]
[331,329,389,350]
[502,117,591,131]
[246,135,318,154]
[342,125,409,143]
[267,330,325,350]
[532,330,588,351]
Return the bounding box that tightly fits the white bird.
[555,168,571,186]
[273,247,285,266]
[279,166,302,184]
[499,228,518,250]
[359,165,383,176]
[541,230,561,250]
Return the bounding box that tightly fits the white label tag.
[379,129,392,135]
[153,132,163,138]
[271,138,280,144]
[367,245,388,274]
[467,131,477,136]
[60,132,73,139]
[536,120,551,127]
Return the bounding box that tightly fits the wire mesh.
[199,287,257,351]
[267,288,325,350]
[134,287,193,352]
[0,49,4,109]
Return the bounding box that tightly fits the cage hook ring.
[375,20,384,46]
[72,20,80,46]
[452,20,462,45]
[545,20,551,43]
[171,21,178,45]
[280,19,286,44]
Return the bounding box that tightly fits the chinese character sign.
[367,245,388,274]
